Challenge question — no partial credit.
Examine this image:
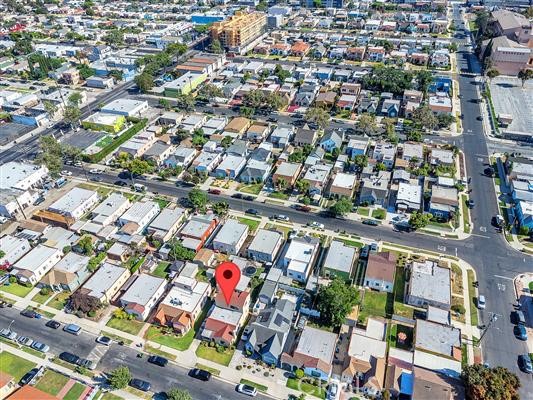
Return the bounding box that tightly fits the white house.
[11,245,62,285]
[100,98,149,117]
[48,187,99,219]
[282,236,320,283]
[118,201,161,234]
[120,273,167,320]
[0,235,31,268]
[91,193,131,226]
[212,219,249,255]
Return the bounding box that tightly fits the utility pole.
[477,312,501,345]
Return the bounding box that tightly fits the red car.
[208,189,221,195]
[295,205,311,212]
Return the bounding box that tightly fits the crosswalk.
[86,343,110,362]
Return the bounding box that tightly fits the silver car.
[18,336,34,347]
[31,342,50,353]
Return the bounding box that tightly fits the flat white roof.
[332,173,357,189]
[53,252,90,274]
[48,187,97,214]
[14,245,60,272]
[120,201,160,222]
[92,193,129,219]
[101,98,148,114]
[121,273,166,307]
[0,162,46,190]
[0,235,30,264]
[82,262,128,298]
[296,326,337,363]
[161,280,210,313]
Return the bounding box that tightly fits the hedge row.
[83,118,148,163]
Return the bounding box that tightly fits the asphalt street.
[0,308,270,400]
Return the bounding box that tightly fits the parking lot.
[489,76,533,134]
[61,129,106,151]
[0,122,34,146]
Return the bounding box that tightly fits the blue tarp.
[400,372,414,395]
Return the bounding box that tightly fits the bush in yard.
[519,226,530,236]
[452,304,466,314]
[236,365,242,370]
[208,341,215,347]
[9,276,16,283]
[108,366,132,389]
[87,310,96,317]
[295,369,304,379]
[39,287,50,295]
[167,388,192,400]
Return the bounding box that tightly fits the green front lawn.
[196,363,220,376]
[102,392,124,400]
[153,197,170,209]
[0,282,33,297]
[529,281,533,291]
[32,290,54,304]
[240,379,268,392]
[461,194,471,233]
[0,351,36,380]
[467,270,479,326]
[264,223,292,238]
[145,344,176,361]
[338,238,364,248]
[357,207,370,216]
[268,191,289,200]
[152,261,170,278]
[195,343,234,366]
[286,378,326,399]
[34,370,70,396]
[63,382,86,400]
[238,183,263,195]
[106,317,145,335]
[371,208,386,220]
[48,291,70,310]
[237,217,261,232]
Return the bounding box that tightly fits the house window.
[311,371,321,378]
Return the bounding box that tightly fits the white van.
[133,183,146,192]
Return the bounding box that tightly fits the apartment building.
[211,12,267,53]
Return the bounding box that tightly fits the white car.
[0,329,17,341]
[96,336,112,346]
[326,382,339,400]
[309,221,325,229]
[236,384,257,397]
[89,169,102,174]
[477,295,486,310]
[61,170,72,176]
[274,215,290,222]
[18,336,34,347]
[0,216,8,224]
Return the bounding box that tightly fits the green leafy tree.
[168,240,195,261]
[68,92,83,107]
[316,278,359,327]
[103,30,124,46]
[517,69,533,88]
[416,70,433,95]
[305,107,329,130]
[353,154,368,170]
[358,113,377,135]
[362,66,413,95]
[188,188,208,211]
[329,197,353,217]
[221,136,233,149]
[198,83,223,101]
[175,95,195,112]
[412,106,438,131]
[437,114,455,129]
[127,158,154,176]
[167,388,193,400]
[461,364,520,400]
[64,106,81,126]
[212,201,229,216]
[210,39,223,54]
[43,100,58,118]
[295,179,310,194]
[485,68,500,82]
[408,211,432,230]
[108,366,132,390]
[159,98,171,110]
[135,72,154,93]
[274,64,291,83]
[240,106,255,118]
[109,69,124,82]
[77,236,94,256]
[35,136,62,177]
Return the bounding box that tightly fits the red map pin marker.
[215,261,241,306]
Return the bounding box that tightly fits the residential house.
[315,91,337,108]
[164,146,198,169]
[47,187,99,219]
[281,236,320,283]
[429,94,452,115]
[364,252,397,293]
[291,41,310,57]
[154,275,210,333]
[40,252,91,292]
[225,117,251,135]
[406,260,451,310]
[192,151,222,174]
[322,240,357,280]
[247,122,270,143]
[341,83,362,97]
[212,219,249,255]
[372,142,397,169]
[430,148,454,166]
[319,131,343,153]
[281,326,337,380]
[270,126,294,148]
[430,50,450,68]
[0,235,30,269]
[337,94,358,111]
[346,46,366,61]
[412,366,464,399]
[367,46,385,62]
[303,163,332,196]
[346,138,369,159]
[120,274,167,320]
[201,305,244,346]
[118,201,161,235]
[214,155,247,179]
[273,162,302,187]
[402,143,424,165]
[147,208,186,242]
[396,182,422,212]
[381,99,401,118]
[91,193,131,226]
[179,213,218,251]
[244,298,296,365]
[240,159,271,184]
[75,262,131,304]
[409,52,429,66]
[143,142,174,166]
[359,171,391,207]
[11,245,62,285]
[107,242,130,263]
[247,229,284,263]
[341,318,387,392]
[429,186,458,221]
[328,173,357,198]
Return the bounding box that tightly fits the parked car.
[514,310,526,325]
[148,355,168,367]
[362,219,378,226]
[477,295,486,310]
[467,199,475,208]
[518,354,533,374]
[114,180,128,187]
[236,384,257,397]
[274,214,290,222]
[33,196,45,206]
[360,246,369,258]
[18,336,34,347]
[189,368,211,381]
[78,358,96,370]
[245,208,260,216]
[59,352,80,365]
[308,221,324,229]
[326,382,339,400]
[514,324,528,341]
[369,243,378,252]
[208,188,221,195]
[61,170,72,176]
[20,309,40,318]
[19,368,39,385]
[130,378,151,392]
[63,324,82,335]
[295,204,311,212]
[31,341,50,353]
[96,336,111,346]
[0,329,17,340]
[243,195,255,201]
[45,320,61,329]
[232,193,243,199]
[89,169,102,174]
[90,176,102,182]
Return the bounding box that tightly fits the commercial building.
[11,245,62,285]
[100,99,149,117]
[163,72,207,97]
[120,273,167,321]
[48,187,99,219]
[81,112,126,133]
[211,11,267,53]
